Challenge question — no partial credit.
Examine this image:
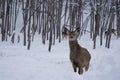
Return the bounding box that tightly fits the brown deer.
[62,27,91,75]
[104,29,116,38]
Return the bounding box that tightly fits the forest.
[0,0,120,51]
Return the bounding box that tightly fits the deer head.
[62,27,80,41]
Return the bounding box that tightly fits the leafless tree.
[0,0,120,51]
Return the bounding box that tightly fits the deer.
[62,27,91,75]
[104,29,117,38]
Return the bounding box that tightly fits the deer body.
[62,27,91,75]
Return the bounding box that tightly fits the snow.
[0,34,120,80]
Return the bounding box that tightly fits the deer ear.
[75,27,80,33]
[62,27,70,35]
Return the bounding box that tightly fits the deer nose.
[70,36,73,38]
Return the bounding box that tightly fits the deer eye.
[70,36,73,38]
[76,29,80,33]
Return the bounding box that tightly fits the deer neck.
[69,40,80,52]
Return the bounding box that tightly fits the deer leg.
[78,67,83,75]
[72,63,77,72]
[85,63,89,71]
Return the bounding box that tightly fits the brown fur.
[63,27,91,75]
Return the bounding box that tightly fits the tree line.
[0,0,120,51]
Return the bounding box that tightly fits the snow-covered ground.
[0,34,120,80]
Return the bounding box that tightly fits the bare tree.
[0,0,119,51]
